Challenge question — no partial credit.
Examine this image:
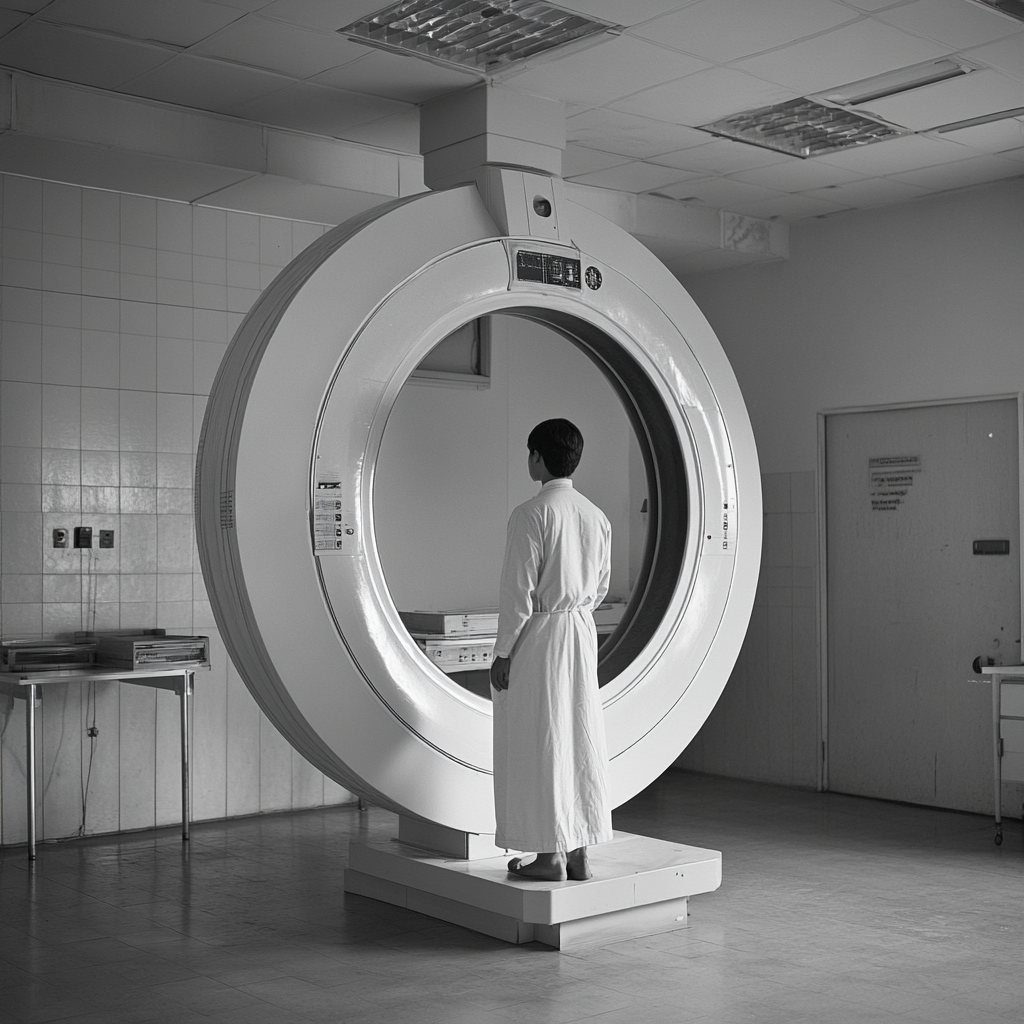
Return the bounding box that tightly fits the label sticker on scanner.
[313,483,356,555]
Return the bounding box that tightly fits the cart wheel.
[995,828,1003,846]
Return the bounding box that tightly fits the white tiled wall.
[0,174,353,846]
[678,470,820,789]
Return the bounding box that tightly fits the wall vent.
[339,0,618,73]
[700,99,905,159]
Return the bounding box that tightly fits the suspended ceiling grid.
[0,0,1021,238]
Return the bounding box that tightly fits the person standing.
[489,418,613,881]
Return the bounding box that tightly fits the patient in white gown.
[489,419,613,882]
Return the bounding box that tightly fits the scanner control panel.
[516,250,581,289]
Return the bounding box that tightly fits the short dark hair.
[528,419,584,478]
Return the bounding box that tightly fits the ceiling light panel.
[820,59,973,105]
[701,99,905,159]
[339,1,619,73]
[855,69,1024,132]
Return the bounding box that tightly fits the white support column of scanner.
[196,102,761,837]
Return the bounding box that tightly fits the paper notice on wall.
[313,483,357,554]
[869,455,920,512]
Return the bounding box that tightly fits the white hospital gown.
[491,478,614,853]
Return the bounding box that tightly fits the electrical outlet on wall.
[74,526,92,548]
[99,530,114,548]
[53,528,68,548]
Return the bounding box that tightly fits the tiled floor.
[1,771,1021,1024]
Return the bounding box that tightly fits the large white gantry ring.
[196,170,761,836]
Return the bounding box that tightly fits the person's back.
[518,482,609,616]
[490,419,613,881]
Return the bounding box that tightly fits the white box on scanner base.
[420,637,495,673]
[400,609,499,637]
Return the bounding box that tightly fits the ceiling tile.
[632,0,858,63]
[0,22,174,90]
[611,67,795,127]
[341,109,421,153]
[841,0,904,9]
[855,69,1024,130]
[650,137,791,174]
[566,108,710,158]
[122,54,294,114]
[966,34,1024,81]
[40,0,243,48]
[313,50,480,103]
[189,13,365,78]
[732,159,868,192]
[0,0,48,11]
[0,9,26,35]
[568,160,702,192]
[213,0,278,9]
[888,152,1023,188]
[939,116,1024,154]
[555,1,694,26]
[998,145,1024,161]
[258,0,385,31]
[232,82,410,138]
[562,145,631,177]
[497,35,708,107]
[815,132,972,174]
[875,0,1023,50]
[734,19,951,96]
[801,176,932,208]
[655,176,787,208]
[737,192,851,219]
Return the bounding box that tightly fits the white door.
[826,398,1021,812]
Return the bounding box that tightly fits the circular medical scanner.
[196,173,761,835]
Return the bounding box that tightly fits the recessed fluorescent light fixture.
[819,59,974,106]
[339,1,619,73]
[935,105,1024,132]
[700,99,905,159]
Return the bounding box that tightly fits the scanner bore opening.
[379,306,688,694]
[506,308,688,686]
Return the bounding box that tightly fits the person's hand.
[490,656,510,691]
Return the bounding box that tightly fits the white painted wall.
[678,178,1024,810]
[375,314,635,614]
[0,174,353,845]
[682,179,1024,477]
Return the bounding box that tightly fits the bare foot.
[566,847,592,881]
[507,853,566,881]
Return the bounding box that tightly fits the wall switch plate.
[74,526,93,548]
[53,528,68,548]
[99,529,114,548]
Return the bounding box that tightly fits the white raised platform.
[345,831,722,950]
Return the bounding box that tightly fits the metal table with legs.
[0,664,205,861]
[981,666,1024,845]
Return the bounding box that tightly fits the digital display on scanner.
[516,250,581,289]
